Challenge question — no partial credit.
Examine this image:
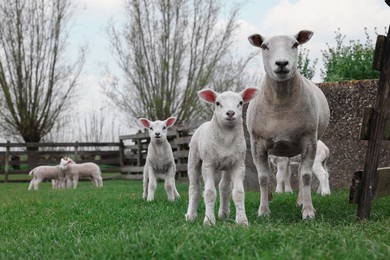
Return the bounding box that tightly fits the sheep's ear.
[198,89,218,104]
[240,87,259,103]
[248,34,264,48]
[295,30,313,45]
[138,118,151,128]
[165,117,176,128]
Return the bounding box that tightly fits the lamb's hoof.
[235,216,249,226]
[319,189,331,196]
[218,209,230,220]
[302,206,315,220]
[203,216,216,226]
[146,197,154,202]
[185,213,197,222]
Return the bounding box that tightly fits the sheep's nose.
[155,132,161,136]
[275,60,289,68]
[226,110,235,118]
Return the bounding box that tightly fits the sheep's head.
[138,117,176,143]
[248,30,313,82]
[198,87,259,128]
[59,157,74,170]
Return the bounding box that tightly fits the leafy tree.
[321,28,380,82]
[297,47,317,80]
[105,0,256,125]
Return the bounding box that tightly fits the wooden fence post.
[119,139,125,168]
[357,26,390,220]
[74,141,79,160]
[4,141,10,183]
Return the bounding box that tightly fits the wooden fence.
[0,122,202,182]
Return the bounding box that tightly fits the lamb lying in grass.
[138,117,180,201]
[59,157,103,189]
[28,165,65,190]
[185,87,259,226]
[269,140,331,195]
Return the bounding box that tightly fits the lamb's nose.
[226,110,235,118]
[275,60,289,68]
[155,132,160,136]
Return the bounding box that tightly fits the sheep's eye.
[292,42,299,48]
[260,44,269,50]
[239,101,243,106]
[216,101,221,107]
[163,126,166,130]
[149,127,153,131]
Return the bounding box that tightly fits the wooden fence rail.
[0,122,202,182]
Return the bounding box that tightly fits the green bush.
[321,28,380,82]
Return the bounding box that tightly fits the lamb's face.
[59,158,70,170]
[198,87,259,128]
[248,30,313,82]
[138,117,176,143]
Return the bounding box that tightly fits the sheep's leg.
[313,162,330,196]
[142,165,149,199]
[185,158,201,222]
[146,170,157,202]
[72,176,79,189]
[298,139,317,219]
[98,176,103,188]
[231,164,248,226]
[164,166,176,201]
[275,157,291,193]
[218,170,231,220]
[33,178,43,190]
[202,163,216,225]
[28,178,35,191]
[251,139,271,217]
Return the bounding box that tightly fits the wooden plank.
[357,27,390,220]
[373,35,386,71]
[174,136,192,145]
[120,166,144,173]
[122,174,143,180]
[359,107,390,140]
[174,150,189,159]
[0,142,120,148]
[176,164,188,172]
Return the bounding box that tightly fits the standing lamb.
[269,140,331,195]
[185,87,259,226]
[59,157,103,188]
[28,165,65,190]
[247,30,330,219]
[138,117,180,201]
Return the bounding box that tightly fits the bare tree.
[0,0,86,168]
[105,0,256,125]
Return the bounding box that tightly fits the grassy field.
[1,180,389,259]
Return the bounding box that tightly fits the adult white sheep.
[185,87,259,226]
[59,157,103,188]
[138,117,180,201]
[28,165,65,190]
[247,30,330,219]
[270,140,331,195]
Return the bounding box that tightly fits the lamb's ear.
[165,117,176,128]
[295,30,313,45]
[138,118,151,128]
[240,87,259,103]
[198,89,218,104]
[248,34,264,48]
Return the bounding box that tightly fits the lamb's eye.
[216,101,221,107]
[149,127,153,131]
[292,42,299,48]
[163,126,166,130]
[239,101,243,106]
[261,44,269,50]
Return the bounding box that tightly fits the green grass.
[1,181,390,259]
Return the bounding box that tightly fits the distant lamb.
[269,140,331,195]
[185,87,259,226]
[247,30,330,219]
[138,117,180,201]
[28,165,65,190]
[59,157,103,188]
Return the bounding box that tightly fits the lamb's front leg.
[231,164,249,226]
[142,165,149,200]
[202,164,217,226]
[218,170,231,220]
[164,165,177,201]
[147,170,157,202]
[185,159,201,222]
[251,139,271,217]
[298,139,317,219]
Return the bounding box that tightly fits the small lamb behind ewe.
[138,117,180,201]
[185,87,259,226]
[269,140,331,195]
[59,157,103,188]
[247,30,330,219]
[28,165,65,190]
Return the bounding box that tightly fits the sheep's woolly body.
[28,165,65,190]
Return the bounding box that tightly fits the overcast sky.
[67,0,390,134]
